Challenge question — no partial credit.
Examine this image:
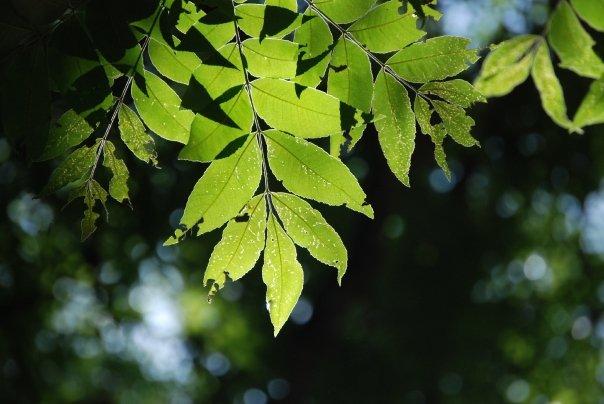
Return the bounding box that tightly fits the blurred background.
[2,0,604,402]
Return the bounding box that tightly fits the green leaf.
[179,87,253,162]
[118,104,158,166]
[252,78,370,138]
[204,195,267,299]
[265,0,297,11]
[37,110,93,161]
[68,180,108,241]
[474,35,538,97]
[165,135,262,245]
[571,0,604,31]
[348,0,426,53]
[419,79,486,108]
[373,71,416,187]
[272,192,347,283]
[263,212,304,336]
[387,36,479,83]
[264,129,374,218]
[314,0,375,24]
[102,140,130,203]
[574,75,604,128]
[414,96,450,178]
[149,30,201,84]
[530,41,577,132]
[242,38,299,79]
[40,144,97,196]
[131,70,194,143]
[327,38,373,111]
[293,8,333,87]
[432,100,479,147]
[189,43,245,99]
[235,4,304,38]
[548,0,604,79]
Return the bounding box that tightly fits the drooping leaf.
[102,140,130,203]
[180,86,253,162]
[571,0,604,31]
[272,192,347,283]
[348,0,426,53]
[37,110,93,161]
[118,104,158,166]
[574,75,604,128]
[293,8,333,87]
[432,100,479,147]
[264,130,374,218]
[530,41,577,132]
[548,0,604,79]
[263,212,304,336]
[68,179,108,241]
[414,96,450,178]
[204,195,267,299]
[419,79,486,108]
[327,38,373,111]
[474,35,538,97]
[165,135,262,245]
[40,143,98,196]
[251,78,371,138]
[131,70,194,143]
[386,36,479,83]
[242,38,299,79]
[373,70,416,187]
[314,0,375,24]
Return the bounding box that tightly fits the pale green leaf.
[265,0,297,11]
[348,0,426,53]
[204,195,267,299]
[242,38,299,79]
[132,70,194,143]
[41,144,97,196]
[432,100,479,147]
[387,36,479,83]
[235,4,304,38]
[149,33,201,84]
[530,41,577,132]
[272,192,347,283]
[179,87,253,162]
[263,212,304,336]
[264,129,373,217]
[192,19,236,49]
[571,0,604,31]
[252,78,370,138]
[293,8,332,87]
[175,1,205,33]
[327,38,373,111]
[118,104,158,166]
[37,110,93,161]
[165,135,262,245]
[419,79,486,108]
[102,140,130,203]
[373,71,415,187]
[314,0,375,23]
[548,0,604,78]
[574,75,604,128]
[473,35,538,97]
[414,97,450,178]
[190,44,245,99]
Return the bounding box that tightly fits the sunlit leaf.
[387,36,479,83]
[204,195,267,299]
[419,79,486,108]
[373,71,415,187]
[432,100,479,148]
[252,78,370,138]
[530,41,577,132]
[149,28,201,84]
[314,0,375,24]
[131,70,194,143]
[327,38,373,111]
[272,192,347,282]
[118,104,158,166]
[571,0,604,31]
[102,140,130,203]
[574,75,604,128]
[348,0,426,53]
[263,212,304,336]
[264,130,374,218]
[235,4,305,38]
[40,143,97,196]
[414,96,450,178]
[242,38,299,79]
[548,0,604,79]
[293,8,333,87]
[37,110,93,161]
[166,135,262,245]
